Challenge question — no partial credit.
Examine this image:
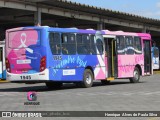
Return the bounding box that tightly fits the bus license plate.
[17,59,31,64]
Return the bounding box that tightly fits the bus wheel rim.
[85,73,92,84]
[134,70,139,80]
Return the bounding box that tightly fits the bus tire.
[81,69,93,88]
[45,82,63,89]
[129,67,140,83]
[101,80,110,85]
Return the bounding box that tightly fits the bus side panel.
[49,67,85,81]
[118,54,144,78]
[93,55,106,80]
[48,55,101,81]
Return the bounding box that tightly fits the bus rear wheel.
[80,69,93,88]
[129,67,140,83]
[45,82,63,89]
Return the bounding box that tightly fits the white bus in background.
[0,41,6,79]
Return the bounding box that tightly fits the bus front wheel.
[45,82,63,89]
[81,69,93,88]
[129,67,140,83]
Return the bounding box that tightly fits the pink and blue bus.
[5,26,152,88]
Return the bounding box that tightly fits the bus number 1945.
[20,76,31,80]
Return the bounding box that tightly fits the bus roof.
[102,30,151,38]
[6,26,151,39]
[6,26,99,34]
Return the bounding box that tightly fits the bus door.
[143,40,152,74]
[0,47,3,79]
[103,35,118,80]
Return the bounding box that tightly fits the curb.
[0,80,10,83]
[153,71,160,74]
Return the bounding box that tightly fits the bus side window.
[125,36,134,55]
[77,34,90,54]
[90,35,97,54]
[77,34,83,54]
[134,37,142,54]
[49,32,61,55]
[83,34,90,54]
[68,34,76,54]
[117,36,125,54]
[62,33,76,55]
[96,38,103,55]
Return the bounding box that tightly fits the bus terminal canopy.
[0,0,160,31]
[0,0,160,37]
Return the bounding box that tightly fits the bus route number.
[20,76,31,80]
[54,55,62,60]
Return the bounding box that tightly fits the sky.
[70,0,160,20]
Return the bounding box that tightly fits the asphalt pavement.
[0,74,160,120]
